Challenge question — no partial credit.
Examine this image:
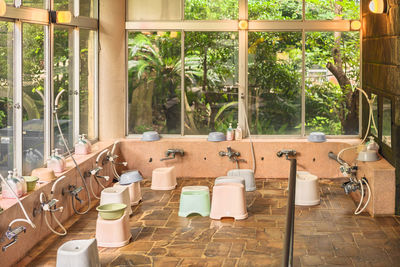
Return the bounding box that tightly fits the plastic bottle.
[235,126,243,140]
[75,135,90,155]
[13,168,27,196]
[81,134,92,153]
[227,123,234,141]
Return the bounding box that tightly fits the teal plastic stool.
[178,191,210,217]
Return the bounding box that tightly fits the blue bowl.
[207,132,226,142]
[120,170,143,185]
[308,132,326,143]
[141,131,160,141]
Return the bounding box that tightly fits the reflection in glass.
[80,29,96,140]
[185,32,238,135]
[248,32,302,135]
[22,24,45,175]
[306,0,360,20]
[22,0,44,8]
[249,0,302,20]
[382,97,391,147]
[0,22,13,176]
[185,0,237,20]
[305,31,359,135]
[127,0,181,21]
[80,0,97,18]
[54,26,74,153]
[371,93,378,136]
[54,0,72,11]
[128,32,181,134]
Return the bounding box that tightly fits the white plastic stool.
[151,166,176,190]
[295,172,320,206]
[114,182,142,205]
[215,176,245,187]
[96,213,131,247]
[56,239,100,267]
[100,187,132,216]
[227,169,256,191]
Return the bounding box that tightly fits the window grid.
[125,0,361,137]
[0,0,98,175]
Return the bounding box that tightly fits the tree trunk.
[325,0,359,135]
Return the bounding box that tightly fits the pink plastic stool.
[95,213,131,247]
[210,183,248,220]
[114,182,142,205]
[151,166,176,190]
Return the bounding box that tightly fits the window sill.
[0,141,113,212]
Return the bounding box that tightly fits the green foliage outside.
[128,0,360,135]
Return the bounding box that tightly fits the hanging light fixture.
[369,0,387,14]
[57,11,72,24]
[350,20,362,30]
[0,0,7,17]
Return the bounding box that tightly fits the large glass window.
[22,23,46,175]
[185,32,238,134]
[128,31,181,134]
[248,32,302,134]
[79,29,96,139]
[53,26,74,153]
[0,0,98,177]
[248,0,302,20]
[185,0,238,20]
[126,1,361,137]
[0,22,13,176]
[127,0,181,21]
[305,31,360,135]
[22,0,45,9]
[382,97,391,147]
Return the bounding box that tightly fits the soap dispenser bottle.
[81,134,92,153]
[75,135,89,155]
[13,168,27,196]
[1,171,24,198]
[227,123,234,141]
[47,149,65,173]
[235,125,243,140]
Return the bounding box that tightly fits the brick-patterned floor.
[25,178,400,267]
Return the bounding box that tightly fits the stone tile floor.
[24,178,400,267]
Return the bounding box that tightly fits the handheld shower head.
[54,89,66,111]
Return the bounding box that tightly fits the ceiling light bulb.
[57,11,72,24]
[369,0,386,14]
[0,0,6,17]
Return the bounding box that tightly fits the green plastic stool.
[178,191,210,217]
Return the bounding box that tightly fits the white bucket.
[295,172,320,206]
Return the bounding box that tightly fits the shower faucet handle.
[277,149,297,159]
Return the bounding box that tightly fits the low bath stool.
[227,169,256,191]
[114,181,142,205]
[178,189,211,217]
[181,185,209,193]
[95,213,131,247]
[215,176,245,187]
[151,166,176,190]
[56,238,100,267]
[100,187,132,216]
[210,182,248,220]
[295,171,320,206]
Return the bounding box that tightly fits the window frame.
[0,0,99,175]
[125,0,362,138]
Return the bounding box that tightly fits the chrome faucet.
[219,146,240,160]
[160,149,184,161]
[89,166,110,181]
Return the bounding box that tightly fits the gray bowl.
[207,132,226,142]
[141,131,160,141]
[308,132,326,143]
[357,150,380,162]
[120,170,143,185]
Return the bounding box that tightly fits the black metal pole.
[282,158,297,267]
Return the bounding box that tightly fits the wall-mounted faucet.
[160,149,184,161]
[219,147,246,168]
[2,226,26,251]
